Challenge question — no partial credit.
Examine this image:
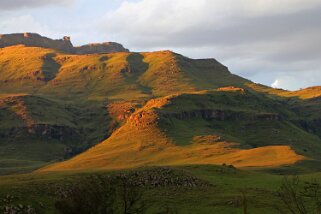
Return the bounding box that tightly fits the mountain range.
[1,33,321,175]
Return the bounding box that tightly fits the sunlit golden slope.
[0,46,250,100]
[40,140,303,172]
[40,90,307,172]
[247,83,321,100]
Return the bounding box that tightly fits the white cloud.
[101,0,321,44]
[271,78,302,90]
[271,79,280,88]
[270,71,321,90]
[97,0,321,90]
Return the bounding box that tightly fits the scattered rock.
[111,168,211,189]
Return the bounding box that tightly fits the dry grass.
[39,135,304,172]
[247,83,321,100]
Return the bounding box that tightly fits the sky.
[0,0,320,90]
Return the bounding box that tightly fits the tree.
[55,175,115,214]
[277,176,321,214]
[113,174,146,214]
[55,174,146,214]
[277,176,307,214]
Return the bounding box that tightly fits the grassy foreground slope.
[1,165,321,214]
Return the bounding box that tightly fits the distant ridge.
[0,33,129,54]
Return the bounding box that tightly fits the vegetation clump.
[53,170,197,214]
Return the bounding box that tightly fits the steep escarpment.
[0,33,74,53]
[0,33,129,54]
[75,42,129,54]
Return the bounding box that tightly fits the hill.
[0,44,252,174]
[41,89,321,172]
[0,37,320,174]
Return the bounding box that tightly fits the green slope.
[40,89,321,172]
[1,165,321,213]
[0,45,321,174]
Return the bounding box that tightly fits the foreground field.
[0,165,320,214]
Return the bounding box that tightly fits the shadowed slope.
[0,94,77,174]
[247,84,321,139]
[0,93,113,174]
[41,53,61,81]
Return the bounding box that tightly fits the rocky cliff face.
[161,109,280,121]
[3,124,80,141]
[0,33,129,54]
[75,42,129,54]
[0,33,74,53]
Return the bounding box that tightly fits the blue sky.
[1,0,321,90]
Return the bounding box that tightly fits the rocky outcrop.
[110,168,210,188]
[129,110,160,129]
[161,109,280,121]
[127,108,280,130]
[3,124,80,141]
[75,42,129,54]
[0,33,129,54]
[0,33,74,53]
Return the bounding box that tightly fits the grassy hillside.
[0,46,250,100]
[1,43,321,213]
[0,93,112,174]
[1,45,321,175]
[0,46,253,174]
[41,88,321,172]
